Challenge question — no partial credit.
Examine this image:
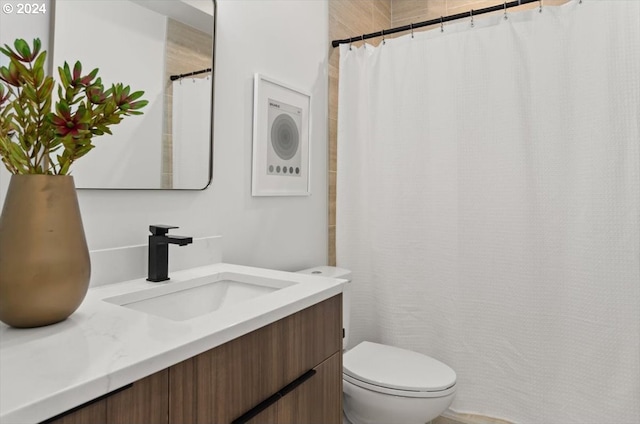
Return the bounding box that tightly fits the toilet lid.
[343,341,456,392]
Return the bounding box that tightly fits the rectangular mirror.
[52,0,215,189]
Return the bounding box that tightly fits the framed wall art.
[251,74,311,196]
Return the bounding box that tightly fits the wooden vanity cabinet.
[169,294,343,424]
[108,370,169,424]
[245,352,342,424]
[43,400,105,424]
[44,370,169,424]
[42,294,342,424]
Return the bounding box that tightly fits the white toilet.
[298,266,457,424]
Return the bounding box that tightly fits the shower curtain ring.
[440,16,444,32]
[349,38,352,50]
[504,0,508,19]
[470,9,474,28]
[410,23,414,38]
[361,34,365,45]
[539,0,543,13]
[381,29,386,45]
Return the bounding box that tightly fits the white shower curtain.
[336,1,639,423]
[172,77,212,188]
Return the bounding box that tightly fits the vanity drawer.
[169,294,342,424]
[280,293,342,383]
[42,370,168,424]
[239,351,343,424]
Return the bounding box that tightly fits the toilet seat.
[343,373,456,398]
[343,341,456,398]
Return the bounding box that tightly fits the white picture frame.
[252,74,311,196]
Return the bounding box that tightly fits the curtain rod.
[170,67,212,81]
[331,0,542,48]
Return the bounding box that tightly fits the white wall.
[0,0,329,272]
[53,0,165,188]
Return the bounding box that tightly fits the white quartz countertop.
[0,263,345,424]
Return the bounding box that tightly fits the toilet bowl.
[298,266,457,424]
[343,341,456,424]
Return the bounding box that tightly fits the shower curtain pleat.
[336,1,640,423]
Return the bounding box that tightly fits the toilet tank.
[297,266,351,350]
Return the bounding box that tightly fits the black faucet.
[147,225,193,282]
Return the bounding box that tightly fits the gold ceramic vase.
[0,175,91,328]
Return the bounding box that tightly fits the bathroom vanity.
[0,263,345,424]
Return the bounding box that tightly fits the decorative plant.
[0,38,148,175]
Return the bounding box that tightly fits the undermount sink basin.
[103,272,296,321]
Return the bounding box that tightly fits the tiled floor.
[433,417,465,424]
[344,412,512,424]
[433,413,513,424]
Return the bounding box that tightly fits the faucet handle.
[149,225,179,236]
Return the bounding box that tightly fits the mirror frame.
[49,0,217,190]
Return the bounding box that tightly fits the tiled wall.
[392,0,569,28]
[162,19,214,189]
[327,0,568,264]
